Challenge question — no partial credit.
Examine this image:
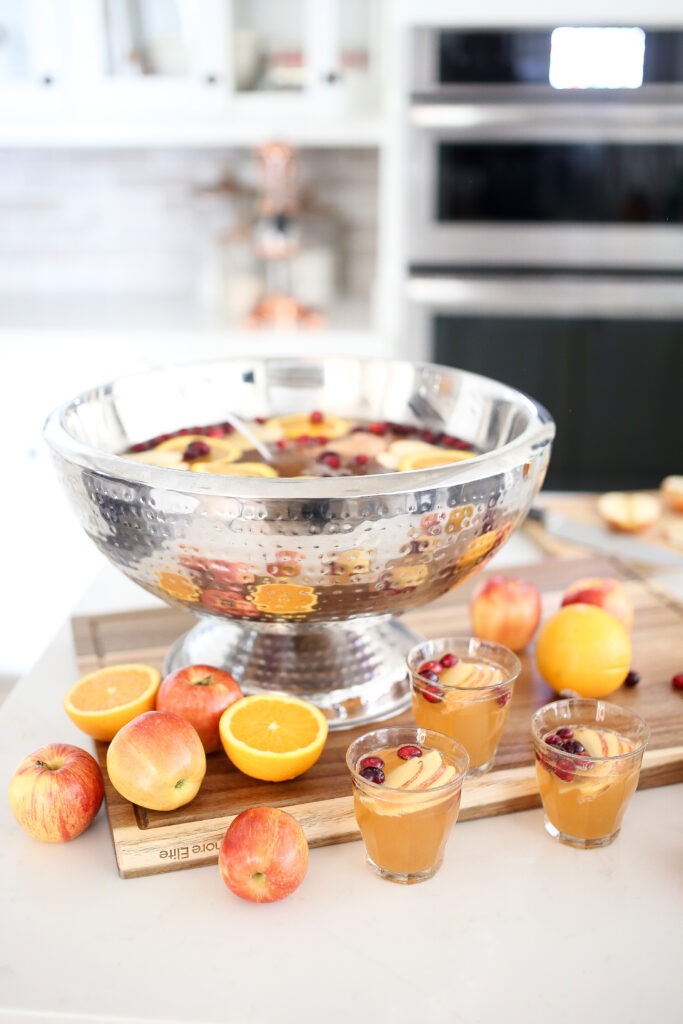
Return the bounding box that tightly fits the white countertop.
[1,538,682,1024]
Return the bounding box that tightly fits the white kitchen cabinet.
[68,0,230,116]
[0,0,381,144]
[0,0,67,117]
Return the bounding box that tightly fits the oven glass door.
[409,128,683,267]
[437,142,683,224]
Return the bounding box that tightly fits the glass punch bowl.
[44,357,554,729]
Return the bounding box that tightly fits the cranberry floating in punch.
[44,358,553,728]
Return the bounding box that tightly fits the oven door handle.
[406,274,683,318]
[410,101,683,142]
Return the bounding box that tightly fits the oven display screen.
[549,27,645,90]
[439,29,683,86]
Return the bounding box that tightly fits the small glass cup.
[407,637,521,777]
[531,698,650,849]
[346,727,469,884]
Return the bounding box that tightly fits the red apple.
[561,576,634,632]
[106,711,206,811]
[8,743,104,843]
[469,575,542,651]
[156,664,242,753]
[661,476,683,514]
[218,807,308,903]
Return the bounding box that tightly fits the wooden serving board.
[524,491,683,561]
[72,555,683,878]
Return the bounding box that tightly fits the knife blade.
[527,507,683,568]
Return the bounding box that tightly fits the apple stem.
[193,676,213,687]
[35,759,62,771]
[174,779,185,790]
[250,872,267,885]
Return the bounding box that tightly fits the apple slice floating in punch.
[414,750,446,789]
[431,764,456,788]
[385,758,424,790]
[572,728,608,759]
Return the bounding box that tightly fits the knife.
[526,507,683,568]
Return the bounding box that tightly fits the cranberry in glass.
[397,745,422,760]
[359,755,384,771]
[419,661,443,676]
[359,765,385,785]
[440,653,459,668]
[554,759,575,782]
[422,684,443,703]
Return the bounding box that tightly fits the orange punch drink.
[531,698,650,848]
[346,728,469,884]
[408,638,521,776]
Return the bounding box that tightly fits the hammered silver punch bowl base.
[44,358,554,729]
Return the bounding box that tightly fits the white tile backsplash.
[0,148,378,304]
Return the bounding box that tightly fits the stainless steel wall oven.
[406,25,683,489]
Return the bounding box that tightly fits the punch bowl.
[44,357,554,728]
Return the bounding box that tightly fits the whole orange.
[535,604,631,698]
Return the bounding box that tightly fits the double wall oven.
[406,26,683,490]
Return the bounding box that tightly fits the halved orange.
[250,583,317,615]
[266,413,350,440]
[64,663,161,741]
[126,449,187,468]
[219,694,328,781]
[399,449,476,472]
[155,570,201,602]
[193,460,278,477]
[155,435,241,463]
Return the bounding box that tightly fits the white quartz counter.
[1,544,682,1024]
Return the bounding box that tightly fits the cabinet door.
[433,314,683,491]
[69,0,229,116]
[229,0,378,116]
[0,0,66,117]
